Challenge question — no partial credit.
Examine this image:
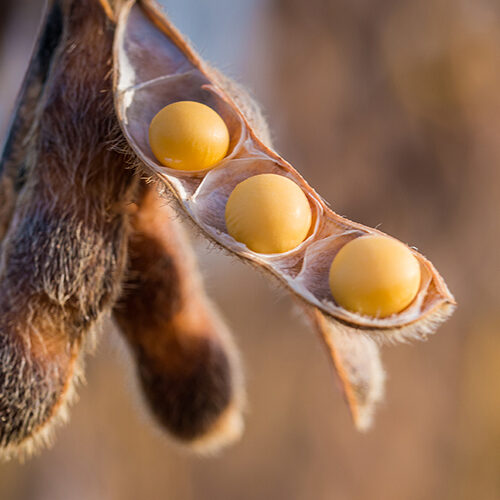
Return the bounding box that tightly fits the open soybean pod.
[114,0,456,429]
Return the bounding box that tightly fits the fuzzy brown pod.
[0,0,138,460]
[113,185,246,453]
[114,0,456,429]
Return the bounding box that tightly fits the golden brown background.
[0,0,499,498]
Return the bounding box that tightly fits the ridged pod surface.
[113,0,456,429]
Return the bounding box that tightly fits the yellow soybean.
[149,101,229,171]
[329,235,421,317]
[225,174,312,254]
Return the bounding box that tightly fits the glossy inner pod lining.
[114,0,455,332]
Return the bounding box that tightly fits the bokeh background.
[1,0,499,498]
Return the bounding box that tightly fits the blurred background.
[1,0,499,498]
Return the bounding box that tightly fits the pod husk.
[0,0,140,460]
[113,0,456,428]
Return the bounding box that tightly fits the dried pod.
[0,0,137,459]
[114,0,456,427]
[309,309,385,432]
[113,184,245,453]
[114,0,455,339]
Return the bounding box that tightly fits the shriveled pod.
[114,0,456,429]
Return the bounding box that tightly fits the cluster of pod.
[1,0,458,460]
